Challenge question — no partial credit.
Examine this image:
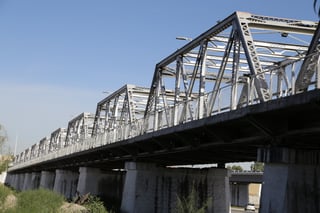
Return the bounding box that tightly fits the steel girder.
[92,84,150,137]
[65,112,95,146]
[144,11,317,131]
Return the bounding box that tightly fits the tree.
[227,165,244,172]
[0,124,7,154]
[250,162,264,172]
[0,124,11,173]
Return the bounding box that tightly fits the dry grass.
[3,194,17,210]
[59,202,88,213]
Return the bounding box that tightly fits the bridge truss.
[92,84,150,141]
[12,12,320,170]
[145,11,318,131]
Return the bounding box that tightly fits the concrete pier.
[15,173,25,191]
[21,172,40,190]
[121,162,157,213]
[77,167,125,209]
[6,164,232,212]
[120,162,230,213]
[39,171,55,190]
[259,148,320,213]
[22,173,32,191]
[77,167,102,195]
[230,183,249,207]
[53,169,79,200]
[31,172,41,189]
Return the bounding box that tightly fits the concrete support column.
[77,167,101,195]
[15,173,25,191]
[9,174,17,189]
[21,172,40,191]
[120,162,157,213]
[230,183,249,207]
[77,167,125,211]
[39,171,55,190]
[207,168,231,212]
[53,169,79,200]
[8,174,16,189]
[22,173,32,191]
[259,147,320,213]
[120,162,231,213]
[31,172,41,189]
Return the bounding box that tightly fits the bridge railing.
[10,51,320,170]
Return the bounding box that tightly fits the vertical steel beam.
[160,77,170,126]
[198,41,208,119]
[153,71,161,131]
[231,33,241,110]
[127,85,135,122]
[174,56,182,126]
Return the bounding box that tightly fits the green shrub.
[83,195,110,213]
[0,159,10,173]
[13,188,64,213]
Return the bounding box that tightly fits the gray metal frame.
[49,128,67,152]
[92,84,150,138]
[65,112,95,146]
[144,11,317,131]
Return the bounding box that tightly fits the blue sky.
[0,0,317,154]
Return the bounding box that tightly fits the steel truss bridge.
[10,11,320,172]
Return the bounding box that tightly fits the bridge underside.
[17,89,320,172]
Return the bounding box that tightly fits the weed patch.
[13,188,64,213]
[174,184,211,213]
[83,195,110,213]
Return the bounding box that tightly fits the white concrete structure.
[0,171,7,183]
